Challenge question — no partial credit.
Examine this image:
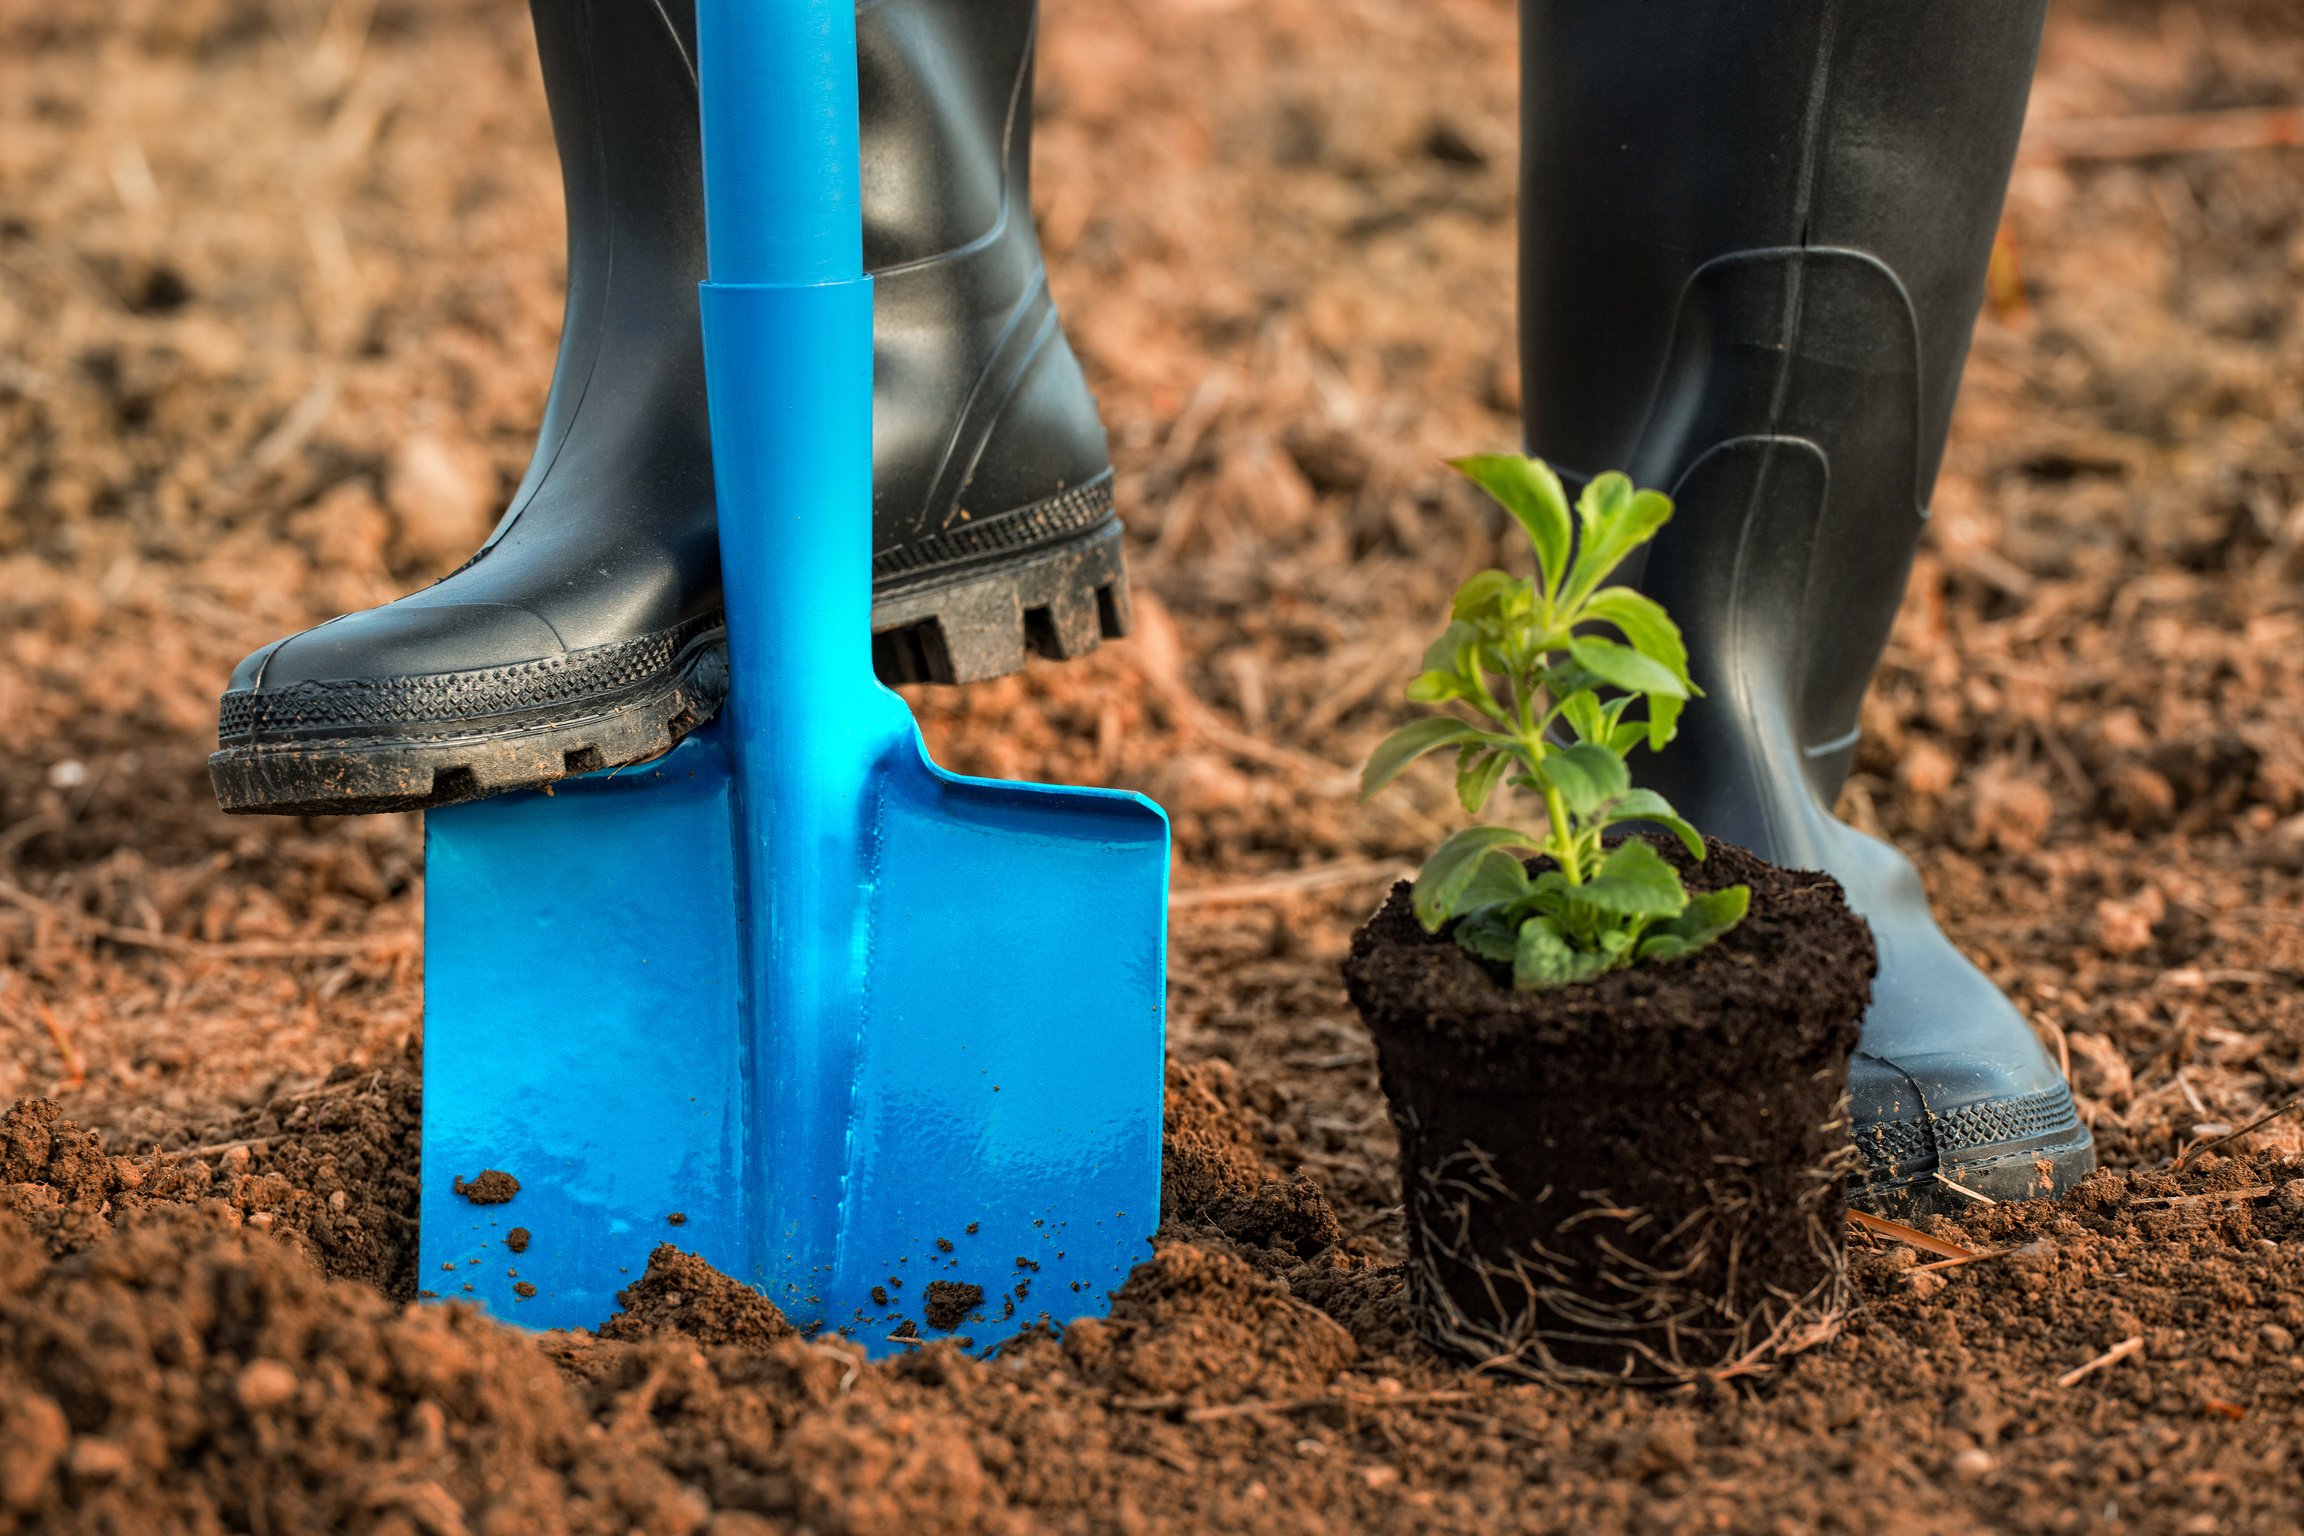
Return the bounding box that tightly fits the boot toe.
[1799,821,2095,1215]
[225,636,291,695]
[250,601,568,696]
[211,593,727,816]
[1849,1047,2093,1217]
[1847,934,2094,1216]
[218,599,571,752]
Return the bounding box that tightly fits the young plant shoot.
[1360,455,1750,990]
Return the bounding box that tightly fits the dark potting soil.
[1343,836,1877,1382]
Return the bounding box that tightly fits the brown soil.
[1,1052,421,1297]
[923,1281,988,1336]
[452,1168,520,1205]
[600,1244,799,1351]
[1344,839,1874,1384]
[4,0,2304,1529]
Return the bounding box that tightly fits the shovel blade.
[419,732,747,1326]
[418,720,1168,1351]
[829,739,1168,1347]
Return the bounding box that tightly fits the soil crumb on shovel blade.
[453,1169,520,1205]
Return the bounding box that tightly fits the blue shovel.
[415,0,1170,1353]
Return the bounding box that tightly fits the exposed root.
[1399,1115,1857,1388]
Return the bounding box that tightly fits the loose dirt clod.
[506,1227,532,1253]
[922,1279,984,1332]
[453,1169,521,1205]
[600,1244,799,1349]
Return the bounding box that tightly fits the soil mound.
[1159,1059,1271,1218]
[1083,1241,1358,1402]
[0,1067,422,1299]
[1162,1059,1350,1260]
[601,1244,798,1350]
[0,1205,701,1536]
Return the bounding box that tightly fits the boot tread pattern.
[1854,1085,2085,1173]
[871,471,1111,583]
[217,613,726,739]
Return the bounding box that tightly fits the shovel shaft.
[696,0,906,1308]
[696,0,862,286]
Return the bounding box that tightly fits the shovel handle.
[694,0,905,1312]
[696,0,876,662]
[696,0,863,286]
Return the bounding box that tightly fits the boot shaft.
[860,0,1040,273]
[530,0,1044,273]
[1514,3,2092,1216]
[524,0,1105,565]
[1518,0,2048,845]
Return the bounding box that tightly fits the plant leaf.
[1576,471,1633,537]
[1457,748,1513,815]
[1421,619,1479,674]
[1568,637,1688,700]
[1513,916,1615,991]
[1572,838,1689,918]
[1533,741,1630,820]
[1451,455,1573,598]
[1361,717,1481,803]
[1412,824,1546,931]
[1556,690,1606,743]
[1459,849,1534,910]
[1449,571,1519,624]
[1636,884,1751,959]
[1538,661,1603,702]
[1602,788,1706,859]
[1565,481,1674,606]
[1646,693,1683,752]
[1405,670,1466,704]
[1453,904,1523,964]
[1582,588,1695,694]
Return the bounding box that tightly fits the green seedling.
[1359,454,1749,990]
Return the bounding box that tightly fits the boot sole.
[209,515,1130,816]
[209,635,733,817]
[870,515,1131,685]
[1847,1084,2096,1218]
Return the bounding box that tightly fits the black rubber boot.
[1520,0,2092,1215]
[210,0,1126,816]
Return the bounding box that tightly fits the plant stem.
[1542,783,1581,884]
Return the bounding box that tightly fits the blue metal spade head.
[416,0,1169,1353]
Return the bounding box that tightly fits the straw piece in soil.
[2057,1335,2146,1388]
[1849,1209,1979,1262]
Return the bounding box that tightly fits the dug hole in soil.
[1344,837,1874,1386]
